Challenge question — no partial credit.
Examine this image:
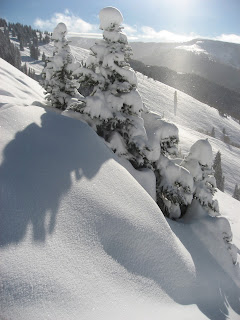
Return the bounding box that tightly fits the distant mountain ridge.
[67,36,240,93]
[66,35,240,120]
[130,38,240,93]
[3,27,240,122]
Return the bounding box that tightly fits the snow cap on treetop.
[52,22,67,41]
[99,7,123,30]
[187,138,213,167]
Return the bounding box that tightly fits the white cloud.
[137,26,199,42]
[215,33,240,44]
[34,11,240,44]
[34,10,98,34]
[122,24,137,34]
[68,32,102,39]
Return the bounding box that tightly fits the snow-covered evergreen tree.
[211,127,215,138]
[213,151,225,191]
[42,51,46,62]
[222,127,230,144]
[233,184,240,200]
[182,139,219,216]
[174,90,177,116]
[182,140,237,265]
[41,23,83,110]
[72,7,148,168]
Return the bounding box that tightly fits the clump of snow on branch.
[186,138,213,167]
[155,155,194,219]
[143,109,178,162]
[99,6,123,30]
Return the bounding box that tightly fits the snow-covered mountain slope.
[10,33,240,195]
[176,39,240,70]
[0,58,44,108]
[138,73,240,195]
[130,39,240,93]
[66,34,240,70]
[11,34,240,195]
[12,38,89,76]
[62,34,240,90]
[17,33,240,92]
[2,58,240,320]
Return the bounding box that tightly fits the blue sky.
[1,0,240,42]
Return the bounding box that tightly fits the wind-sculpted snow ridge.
[1,54,240,319]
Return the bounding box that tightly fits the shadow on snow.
[0,110,110,245]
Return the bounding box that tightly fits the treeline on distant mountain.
[0,18,51,59]
[0,18,50,79]
[0,28,21,69]
[130,59,240,122]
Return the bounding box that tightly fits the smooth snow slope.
[1,59,240,320]
[0,58,44,108]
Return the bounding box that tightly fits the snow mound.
[99,7,123,30]
[186,138,213,166]
[0,105,197,320]
[52,22,67,41]
[0,59,198,319]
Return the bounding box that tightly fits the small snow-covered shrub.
[181,139,238,265]
[41,23,83,110]
[143,109,193,219]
